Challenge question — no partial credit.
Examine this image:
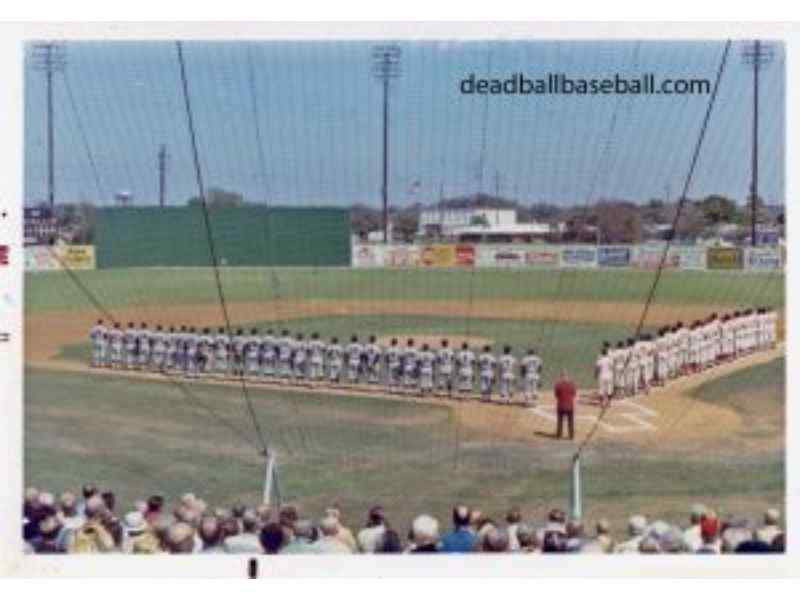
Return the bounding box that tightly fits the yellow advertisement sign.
[58,245,96,270]
[419,244,456,268]
[706,247,743,270]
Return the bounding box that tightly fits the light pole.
[31,42,66,209]
[372,45,401,243]
[742,40,773,247]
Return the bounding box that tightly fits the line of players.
[594,307,779,406]
[89,322,545,405]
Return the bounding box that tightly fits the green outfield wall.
[95,206,351,268]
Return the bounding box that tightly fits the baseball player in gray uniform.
[245,328,261,378]
[108,322,124,369]
[365,335,382,384]
[89,320,107,368]
[436,339,455,396]
[418,343,435,395]
[214,327,230,377]
[402,339,419,393]
[277,329,293,379]
[197,327,213,374]
[259,329,276,379]
[151,325,167,372]
[498,346,516,403]
[456,342,475,397]
[308,332,325,383]
[327,337,344,384]
[384,338,402,392]
[478,345,496,403]
[136,323,151,370]
[292,333,308,383]
[345,335,363,385]
[123,322,138,370]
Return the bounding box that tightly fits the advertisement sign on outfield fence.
[24,245,97,272]
[597,246,631,267]
[745,247,782,270]
[561,246,597,268]
[707,247,744,270]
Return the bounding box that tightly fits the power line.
[175,41,270,458]
[62,70,104,201]
[576,39,733,457]
[158,144,168,208]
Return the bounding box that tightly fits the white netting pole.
[570,453,583,521]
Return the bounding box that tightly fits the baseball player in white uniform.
[595,347,614,407]
[519,348,541,405]
[327,337,343,384]
[435,339,455,396]
[478,345,496,403]
[497,346,516,403]
[197,327,213,374]
[418,343,436,395]
[613,341,626,397]
[624,339,638,397]
[456,343,475,397]
[89,320,107,368]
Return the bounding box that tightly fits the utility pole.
[31,42,66,209]
[742,40,773,247]
[372,45,401,243]
[158,144,169,208]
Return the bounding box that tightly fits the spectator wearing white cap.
[409,514,439,553]
[614,515,648,553]
[755,508,782,545]
[683,503,707,552]
[312,515,353,554]
[224,509,264,554]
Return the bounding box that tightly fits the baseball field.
[24,266,785,536]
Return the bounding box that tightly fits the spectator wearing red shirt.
[554,370,577,440]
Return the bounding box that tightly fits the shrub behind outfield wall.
[351,243,783,272]
[95,206,351,268]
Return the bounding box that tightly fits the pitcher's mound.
[376,334,494,349]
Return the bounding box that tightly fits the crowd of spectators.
[22,485,785,555]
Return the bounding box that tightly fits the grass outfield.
[25,266,785,313]
[25,358,784,537]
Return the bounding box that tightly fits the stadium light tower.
[372,44,401,243]
[31,42,66,209]
[741,40,774,247]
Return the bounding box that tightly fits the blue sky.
[24,40,785,208]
